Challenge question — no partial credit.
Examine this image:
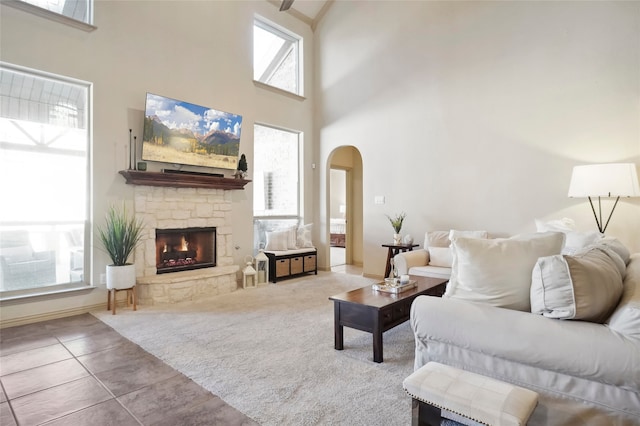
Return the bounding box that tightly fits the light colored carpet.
[93,271,417,426]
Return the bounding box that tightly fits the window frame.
[253,16,303,97]
[252,122,302,250]
[0,62,93,300]
[3,0,96,31]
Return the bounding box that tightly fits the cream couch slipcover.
[410,250,640,425]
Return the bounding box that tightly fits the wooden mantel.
[119,170,251,190]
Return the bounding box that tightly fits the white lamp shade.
[568,163,640,198]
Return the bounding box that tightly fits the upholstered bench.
[403,362,538,426]
[263,248,317,283]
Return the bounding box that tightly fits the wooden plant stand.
[107,286,137,315]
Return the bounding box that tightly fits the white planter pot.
[106,264,136,290]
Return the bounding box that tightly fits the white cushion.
[448,229,489,241]
[534,218,602,255]
[423,230,488,269]
[597,237,630,265]
[608,254,640,337]
[296,223,313,248]
[534,217,575,233]
[531,247,624,323]
[428,247,453,267]
[408,265,452,280]
[285,225,298,249]
[444,232,565,311]
[562,231,603,255]
[425,231,450,249]
[265,230,289,251]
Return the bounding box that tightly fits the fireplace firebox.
[155,227,216,274]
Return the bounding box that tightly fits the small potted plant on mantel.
[97,203,145,290]
[234,153,248,179]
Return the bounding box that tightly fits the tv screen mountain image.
[142,92,243,170]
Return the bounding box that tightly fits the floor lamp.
[568,163,640,233]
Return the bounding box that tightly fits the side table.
[382,243,418,278]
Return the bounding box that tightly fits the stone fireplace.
[128,177,245,305]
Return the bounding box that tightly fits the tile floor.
[0,313,257,426]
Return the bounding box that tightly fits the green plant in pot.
[386,212,406,245]
[97,203,145,290]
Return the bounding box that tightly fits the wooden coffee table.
[329,276,448,363]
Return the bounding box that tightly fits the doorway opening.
[330,168,346,267]
[328,145,363,275]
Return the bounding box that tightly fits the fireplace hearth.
[155,227,216,274]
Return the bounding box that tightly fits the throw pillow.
[561,231,603,255]
[296,223,313,248]
[598,237,631,265]
[607,254,639,337]
[425,230,487,267]
[444,232,564,311]
[530,247,624,323]
[265,230,289,251]
[286,225,298,249]
[534,217,575,233]
[425,231,450,249]
[448,229,489,241]
[428,247,453,267]
[534,218,602,255]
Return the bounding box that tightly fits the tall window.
[253,124,300,249]
[253,17,302,96]
[0,63,90,296]
[7,0,93,27]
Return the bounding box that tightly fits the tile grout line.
[58,335,146,426]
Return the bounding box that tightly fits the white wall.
[315,1,640,277]
[0,1,315,325]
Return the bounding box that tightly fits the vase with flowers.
[386,212,406,245]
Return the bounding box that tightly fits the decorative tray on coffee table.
[372,279,417,294]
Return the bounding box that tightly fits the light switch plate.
[374,195,385,205]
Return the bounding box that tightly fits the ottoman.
[403,362,538,426]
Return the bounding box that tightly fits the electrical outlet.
[100,273,106,284]
[374,195,385,205]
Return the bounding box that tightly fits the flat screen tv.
[142,93,243,170]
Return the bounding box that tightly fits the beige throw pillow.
[531,247,624,323]
[428,247,453,267]
[444,232,564,311]
[426,230,488,267]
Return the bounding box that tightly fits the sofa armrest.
[394,249,429,275]
[411,296,640,391]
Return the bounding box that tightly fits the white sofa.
[410,236,640,425]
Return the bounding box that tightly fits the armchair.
[0,231,56,291]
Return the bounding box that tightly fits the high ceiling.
[269,0,333,29]
[286,0,330,20]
